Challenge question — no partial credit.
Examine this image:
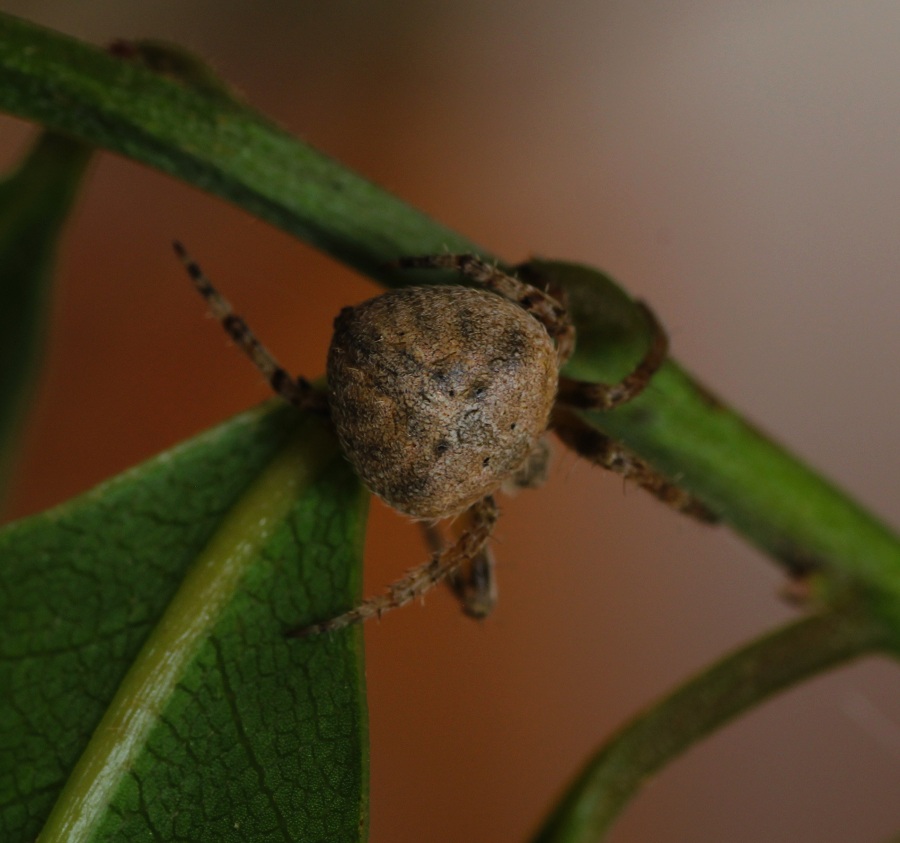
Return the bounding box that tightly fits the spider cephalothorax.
[174,246,711,634]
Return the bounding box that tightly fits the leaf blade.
[0,13,483,287]
[0,131,92,499]
[0,403,369,842]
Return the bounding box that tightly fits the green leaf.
[0,131,92,499]
[0,401,369,842]
[0,13,484,289]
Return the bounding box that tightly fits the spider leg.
[451,547,497,619]
[394,254,575,365]
[173,241,326,413]
[422,520,498,619]
[556,300,668,411]
[552,406,717,522]
[289,494,499,636]
[503,436,551,493]
[433,437,550,619]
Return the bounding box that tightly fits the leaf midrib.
[38,423,337,842]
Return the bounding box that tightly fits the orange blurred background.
[2,3,899,841]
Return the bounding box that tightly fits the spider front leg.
[548,291,713,520]
[556,300,669,411]
[289,494,499,636]
[173,241,327,413]
[394,254,575,364]
[552,406,717,522]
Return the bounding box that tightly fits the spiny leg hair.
[173,241,325,413]
[289,494,499,636]
[395,254,575,365]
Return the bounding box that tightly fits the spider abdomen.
[327,285,558,519]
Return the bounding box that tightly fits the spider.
[174,245,712,635]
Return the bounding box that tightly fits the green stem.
[532,608,889,843]
[583,360,900,638]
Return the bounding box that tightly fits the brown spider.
[174,245,712,635]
